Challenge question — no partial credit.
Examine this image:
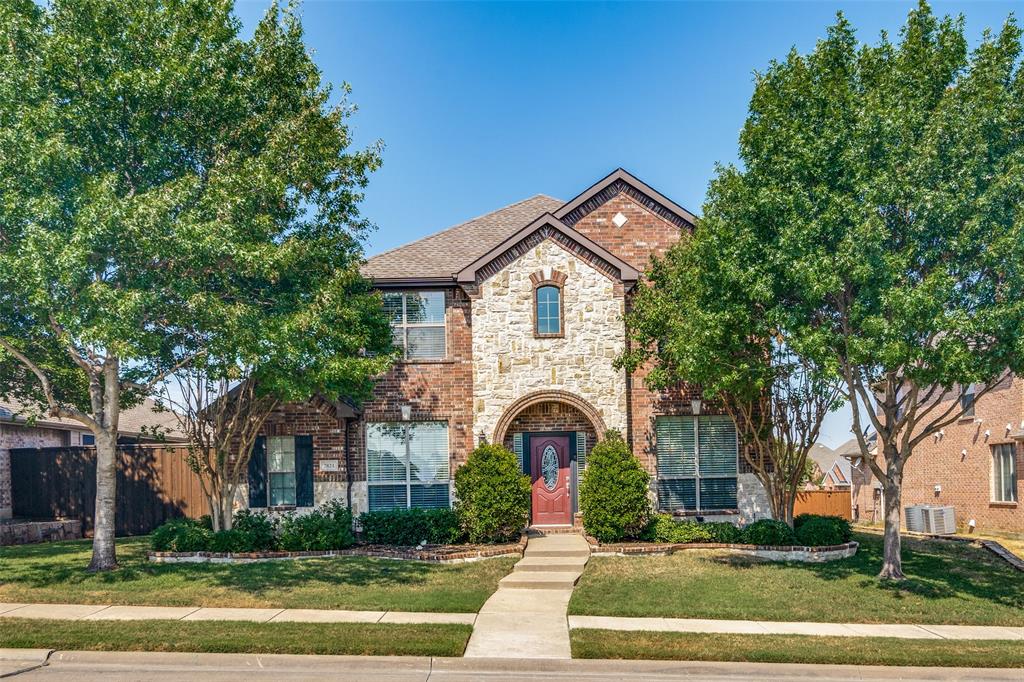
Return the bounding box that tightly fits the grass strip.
[570,531,1024,625]
[0,618,471,658]
[570,629,1024,668]
[0,537,515,613]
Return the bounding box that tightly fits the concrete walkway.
[0,602,475,625]
[464,533,590,659]
[569,615,1024,640]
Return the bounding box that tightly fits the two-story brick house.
[244,169,772,526]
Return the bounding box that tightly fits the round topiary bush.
[454,443,531,543]
[794,514,852,546]
[740,518,796,546]
[579,430,651,542]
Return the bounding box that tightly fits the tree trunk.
[879,476,904,580]
[88,429,119,572]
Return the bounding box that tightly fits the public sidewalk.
[3,650,1024,681]
[568,615,1024,641]
[0,602,474,625]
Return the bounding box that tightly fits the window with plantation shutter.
[576,432,587,471]
[367,421,450,511]
[656,415,737,511]
[513,433,524,472]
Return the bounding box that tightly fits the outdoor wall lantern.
[400,404,412,421]
[691,399,702,415]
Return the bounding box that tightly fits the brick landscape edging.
[587,539,859,563]
[148,534,528,565]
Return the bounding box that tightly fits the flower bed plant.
[601,513,855,550]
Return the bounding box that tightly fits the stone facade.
[472,239,628,445]
[240,171,773,525]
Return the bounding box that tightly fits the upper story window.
[535,285,562,336]
[383,291,446,360]
[960,384,976,418]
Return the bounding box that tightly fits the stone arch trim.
[492,390,608,445]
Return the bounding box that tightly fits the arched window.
[535,285,562,336]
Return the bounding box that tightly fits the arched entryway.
[494,391,606,526]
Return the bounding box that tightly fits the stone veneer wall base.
[587,540,859,563]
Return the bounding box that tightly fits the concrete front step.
[523,547,590,558]
[514,556,589,572]
[498,571,582,590]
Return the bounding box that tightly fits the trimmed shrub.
[643,515,742,544]
[794,514,852,547]
[358,507,466,546]
[231,509,277,551]
[454,443,531,543]
[741,519,796,546]
[579,431,651,542]
[279,501,355,551]
[208,529,250,553]
[704,521,743,544]
[150,518,199,551]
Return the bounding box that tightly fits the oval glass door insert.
[541,445,558,491]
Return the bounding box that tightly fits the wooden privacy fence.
[794,489,852,520]
[10,445,208,536]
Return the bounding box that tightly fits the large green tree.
[0,0,390,570]
[639,2,1024,579]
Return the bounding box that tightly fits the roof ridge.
[365,194,559,263]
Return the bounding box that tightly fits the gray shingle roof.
[362,195,563,281]
[0,396,184,439]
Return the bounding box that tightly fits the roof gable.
[555,168,697,230]
[455,214,640,285]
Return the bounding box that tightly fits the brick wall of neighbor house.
[349,286,476,511]
[898,376,1023,533]
[849,456,881,524]
[0,424,71,519]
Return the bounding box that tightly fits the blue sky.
[235,1,1018,447]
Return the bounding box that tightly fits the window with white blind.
[992,443,1017,503]
[367,421,450,511]
[655,415,738,511]
[383,291,446,360]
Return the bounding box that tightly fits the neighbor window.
[367,421,450,511]
[268,436,297,506]
[383,291,446,360]
[535,285,562,336]
[960,385,976,417]
[992,443,1017,503]
[655,415,738,511]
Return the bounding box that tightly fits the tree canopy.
[0,0,392,569]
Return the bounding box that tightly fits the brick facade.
[899,377,1022,533]
[250,172,773,522]
[1,423,75,519]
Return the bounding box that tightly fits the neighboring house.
[836,435,881,523]
[0,397,183,520]
[838,376,1022,533]
[244,169,774,526]
[806,442,852,490]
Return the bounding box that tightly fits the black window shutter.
[248,436,267,508]
[295,435,314,507]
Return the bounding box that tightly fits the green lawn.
[570,531,1024,625]
[571,630,1024,668]
[0,618,469,657]
[0,537,515,613]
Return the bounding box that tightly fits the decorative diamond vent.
[612,212,628,228]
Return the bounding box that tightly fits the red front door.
[531,434,571,525]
